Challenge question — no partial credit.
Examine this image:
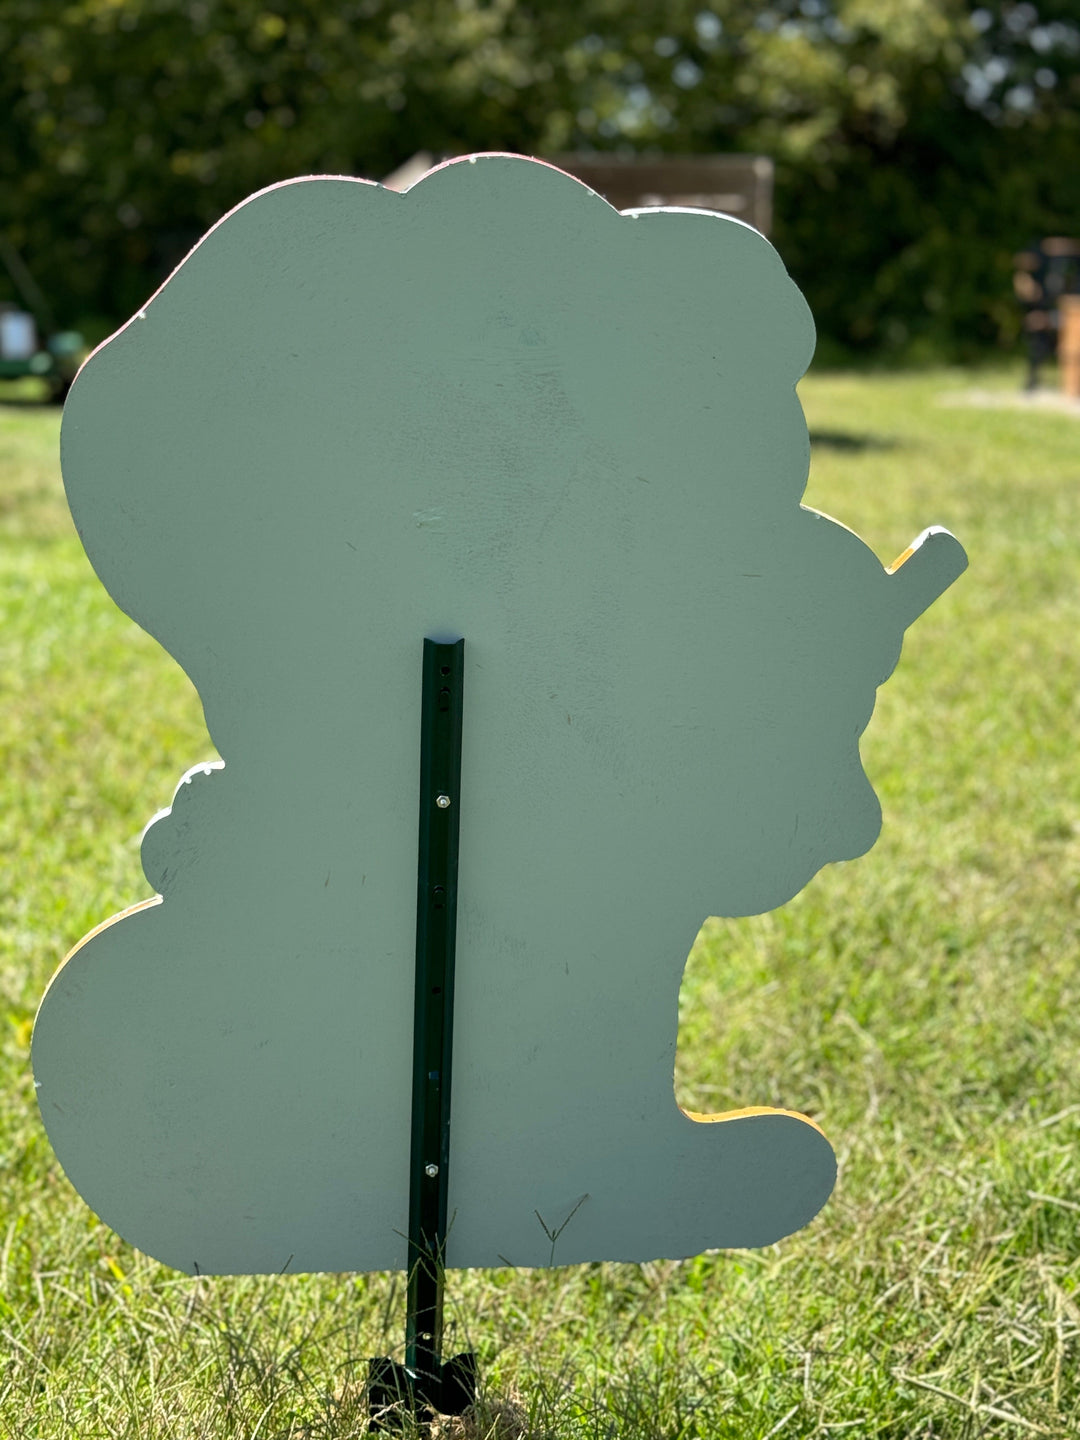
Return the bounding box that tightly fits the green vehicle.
[0,235,86,402]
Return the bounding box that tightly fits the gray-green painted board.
[32,155,966,1275]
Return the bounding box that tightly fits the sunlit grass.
[1,365,1077,1436]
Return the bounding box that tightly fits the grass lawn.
[0,365,1077,1438]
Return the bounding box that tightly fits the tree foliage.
[2,0,1078,355]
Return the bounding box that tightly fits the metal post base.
[366,1352,477,1430]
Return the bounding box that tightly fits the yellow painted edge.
[35,896,162,1013]
[886,544,915,574]
[679,1103,827,1137]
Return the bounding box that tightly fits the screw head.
[425,1163,439,1178]
[436,794,451,809]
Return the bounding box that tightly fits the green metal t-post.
[368,638,476,1429]
[407,637,463,1377]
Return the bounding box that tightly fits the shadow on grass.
[809,429,903,452]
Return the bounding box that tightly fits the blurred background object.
[550,154,772,234]
[381,151,438,193]
[1060,293,1080,399]
[1,0,1078,365]
[0,235,86,402]
[384,150,772,231]
[1013,238,1080,392]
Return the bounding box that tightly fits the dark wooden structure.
[383,153,774,236]
[550,154,773,236]
[1013,237,1080,392]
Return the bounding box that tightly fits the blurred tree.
[1,0,1077,354]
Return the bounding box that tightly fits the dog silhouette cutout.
[32,155,966,1275]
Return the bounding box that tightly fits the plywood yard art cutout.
[33,155,966,1282]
